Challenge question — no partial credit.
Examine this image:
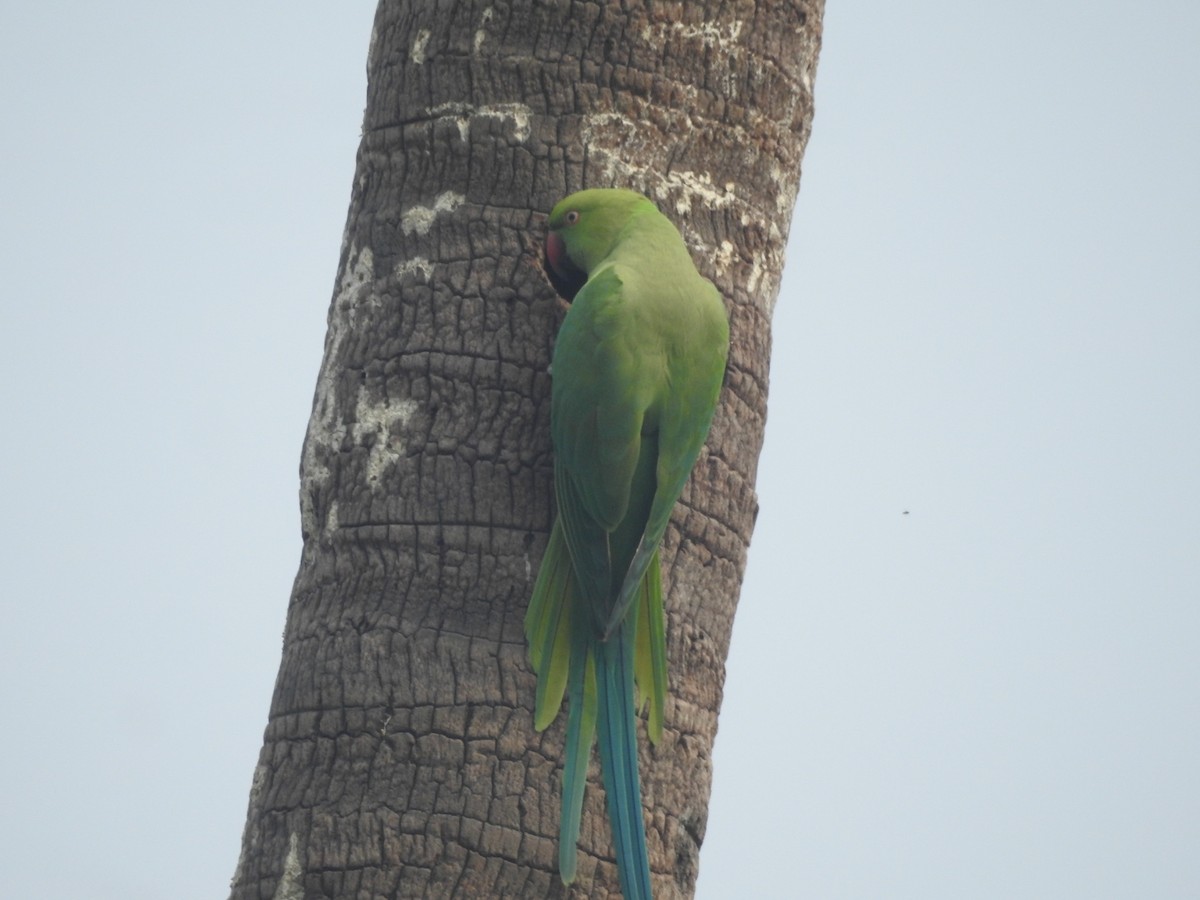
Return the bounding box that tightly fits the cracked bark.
[230,2,823,898]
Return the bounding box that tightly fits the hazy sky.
[2,3,1197,898]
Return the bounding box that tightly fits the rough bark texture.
[230,2,822,898]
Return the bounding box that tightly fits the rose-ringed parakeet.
[525,189,729,899]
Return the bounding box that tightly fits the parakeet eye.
[564,210,580,225]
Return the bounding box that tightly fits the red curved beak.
[545,231,567,278]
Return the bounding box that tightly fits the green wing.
[546,264,669,734]
[551,265,648,621]
[602,277,729,638]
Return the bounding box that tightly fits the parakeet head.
[544,189,655,302]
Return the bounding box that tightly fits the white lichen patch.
[306,243,377,456]
[580,112,652,185]
[712,239,738,278]
[401,191,465,236]
[662,169,738,215]
[429,101,475,143]
[424,101,532,144]
[767,160,799,214]
[643,17,745,49]
[746,254,767,296]
[743,231,786,311]
[800,64,814,96]
[295,240,432,541]
[473,7,493,53]
[411,29,431,65]
[300,244,376,538]
[478,103,531,142]
[581,111,638,144]
[394,256,434,281]
[271,832,304,900]
[354,392,420,484]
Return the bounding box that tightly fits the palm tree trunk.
[230,2,823,897]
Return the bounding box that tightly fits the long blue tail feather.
[528,524,658,897]
[595,623,653,900]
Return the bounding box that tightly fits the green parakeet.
[525,188,729,899]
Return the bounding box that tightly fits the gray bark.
[230,2,823,897]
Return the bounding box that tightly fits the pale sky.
[1,3,1197,898]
